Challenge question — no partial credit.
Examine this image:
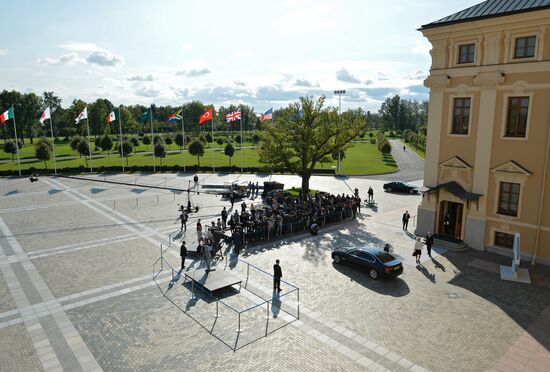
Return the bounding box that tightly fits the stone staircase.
[433,236,471,252]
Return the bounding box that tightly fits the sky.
[0,0,481,112]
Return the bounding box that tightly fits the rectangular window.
[505,97,529,137]
[452,98,471,134]
[498,182,520,216]
[458,44,475,64]
[495,232,514,249]
[514,36,536,58]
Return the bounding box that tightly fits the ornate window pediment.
[440,156,472,169]
[439,156,473,190]
[491,161,532,177]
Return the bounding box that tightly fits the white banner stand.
[500,233,531,284]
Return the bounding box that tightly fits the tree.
[164,134,173,149]
[205,133,212,143]
[77,139,90,165]
[380,140,392,159]
[259,96,362,195]
[216,138,224,145]
[117,140,133,166]
[224,143,235,166]
[188,140,204,166]
[332,151,346,162]
[198,134,207,144]
[35,138,53,168]
[252,133,260,143]
[175,133,184,150]
[153,142,166,165]
[70,136,83,156]
[142,135,151,149]
[130,136,140,154]
[3,140,18,161]
[99,134,113,155]
[235,134,242,144]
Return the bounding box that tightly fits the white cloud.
[0,49,8,56]
[60,43,104,52]
[336,68,361,84]
[86,50,124,67]
[135,85,160,97]
[38,52,85,65]
[127,74,155,81]
[294,79,319,88]
[233,49,253,58]
[175,68,211,77]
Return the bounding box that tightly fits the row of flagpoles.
[1,104,274,176]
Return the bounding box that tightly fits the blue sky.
[0,0,480,111]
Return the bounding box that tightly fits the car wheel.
[369,269,378,279]
[333,255,341,263]
[409,189,415,194]
[387,187,392,192]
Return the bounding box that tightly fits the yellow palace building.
[415,0,550,264]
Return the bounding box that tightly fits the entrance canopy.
[424,181,482,207]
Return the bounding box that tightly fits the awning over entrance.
[424,181,483,202]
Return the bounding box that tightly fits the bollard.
[236,313,242,333]
[113,200,116,210]
[157,195,159,204]
[164,178,167,188]
[214,300,219,319]
[136,198,138,208]
[173,192,176,201]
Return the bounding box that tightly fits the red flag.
[199,108,213,124]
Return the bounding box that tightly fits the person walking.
[241,201,247,214]
[193,174,199,189]
[273,259,282,292]
[426,232,434,258]
[414,237,423,264]
[180,241,187,270]
[180,210,188,231]
[230,193,235,209]
[196,219,202,241]
[402,210,411,231]
[255,182,260,197]
[221,207,228,229]
[368,187,374,202]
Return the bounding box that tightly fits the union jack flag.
[225,110,241,123]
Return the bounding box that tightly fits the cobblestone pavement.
[0,173,548,371]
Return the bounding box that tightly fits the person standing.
[230,193,235,209]
[180,210,188,231]
[221,207,228,229]
[426,232,434,258]
[241,201,247,214]
[273,259,282,292]
[414,237,423,264]
[196,219,203,241]
[203,240,212,271]
[402,210,411,231]
[180,241,187,270]
[368,187,374,202]
[193,174,199,189]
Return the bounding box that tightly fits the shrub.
[130,136,140,153]
[252,133,260,143]
[3,140,19,161]
[70,136,82,153]
[154,142,167,165]
[99,134,113,155]
[205,133,212,143]
[368,132,374,138]
[142,135,151,149]
[35,138,53,168]
[224,143,235,166]
[235,134,242,144]
[175,133,184,149]
[188,140,205,166]
[216,138,224,145]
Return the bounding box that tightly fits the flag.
[107,110,117,125]
[39,107,51,125]
[260,108,273,122]
[0,107,14,124]
[225,110,241,123]
[139,110,151,122]
[199,108,213,124]
[168,109,182,124]
[75,108,87,123]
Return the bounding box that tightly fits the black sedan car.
[331,246,403,279]
[383,181,418,194]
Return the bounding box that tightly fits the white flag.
[107,111,116,124]
[39,107,51,125]
[75,107,88,123]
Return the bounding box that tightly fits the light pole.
[334,90,346,177]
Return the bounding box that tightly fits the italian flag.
[107,110,117,125]
[0,107,14,125]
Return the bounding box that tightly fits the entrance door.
[438,201,464,240]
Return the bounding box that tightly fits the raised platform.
[184,268,242,295]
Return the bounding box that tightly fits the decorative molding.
[424,75,451,91]
[440,156,473,169]
[473,71,505,89]
[491,160,532,176]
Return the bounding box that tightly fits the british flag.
[225,110,241,123]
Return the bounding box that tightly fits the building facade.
[415,0,550,264]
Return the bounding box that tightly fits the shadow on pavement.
[331,262,410,297]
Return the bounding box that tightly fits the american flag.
[225,110,241,123]
[260,108,273,122]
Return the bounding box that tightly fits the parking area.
[0,173,549,371]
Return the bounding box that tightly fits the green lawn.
[0,141,398,176]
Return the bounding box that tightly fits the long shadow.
[90,187,106,194]
[441,249,550,353]
[416,264,436,283]
[331,262,410,297]
[130,188,148,194]
[48,189,64,195]
[4,190,20,196]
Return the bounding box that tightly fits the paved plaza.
[0,168,549,371]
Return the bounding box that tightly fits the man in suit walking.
[273,259,282,292]
[402,210,411,231]
[180,241,187,270]
[426,232,434,258]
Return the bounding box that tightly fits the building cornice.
[424,75,451,91]
[473,71,505,89]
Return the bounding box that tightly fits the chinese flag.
[199,108,213,124]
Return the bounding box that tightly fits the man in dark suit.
[273,259,282,292]
[426,232,434,258]
[402,211,411,231]
[180,241,187,270]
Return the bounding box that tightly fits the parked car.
[383,181,418,194]
[265,190,292,204]
[331,246,403,279]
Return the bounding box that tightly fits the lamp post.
[334,90,346,177]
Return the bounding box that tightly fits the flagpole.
[181,104,186,173]
[86,115,93,173]
[118,106,125,172]
[212,109,215,173]
[240,110,243,173]
[150,106,155,173]
[49,112,57,175]
[12,105,21,176]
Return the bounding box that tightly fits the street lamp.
[334,90,346,177]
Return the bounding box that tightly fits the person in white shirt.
[414,237,423,264]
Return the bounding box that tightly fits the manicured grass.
[401,139,426,159]
[286,188,320,197]
[0,142,398,176]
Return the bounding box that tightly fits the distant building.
[416,0,550,264]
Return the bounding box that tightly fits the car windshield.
[376,252,396,263]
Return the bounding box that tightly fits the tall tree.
[259,96,362,195]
